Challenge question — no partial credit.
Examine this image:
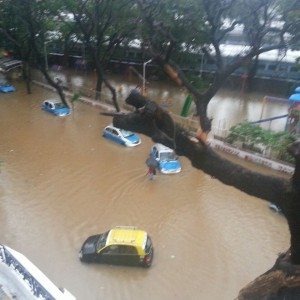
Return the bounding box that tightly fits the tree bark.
[95,75,103,100]
[245,55,259,92]
[238,250,300,299]
[22,61,32,94]
[104,78,119,112]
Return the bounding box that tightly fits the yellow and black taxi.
[79,226,153,267]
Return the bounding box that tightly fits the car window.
[118,245,138,255]
[54,103,65,109]
[160,151,176,161]
[101,245,119,255]
[112,129,118,136]
[96,231,109,250]
[0,79,8,85]
[145,236,152,252]
[120,130,133,138]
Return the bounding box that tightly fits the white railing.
[0,245,75,300]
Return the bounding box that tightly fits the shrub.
[225,122,295,164]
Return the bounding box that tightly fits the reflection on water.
[0,82,290,299]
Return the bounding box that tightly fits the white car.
[149,143,181,174]
[42,99,71,117]
[102,125,141,147]
[269,202,282,214]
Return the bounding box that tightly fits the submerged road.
[0,82,290,299]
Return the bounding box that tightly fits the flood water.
[43,68,290,134]
[0,81,290,300]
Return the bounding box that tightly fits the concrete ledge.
[209,138,294,175]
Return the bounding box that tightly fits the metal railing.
[0,245,55,300]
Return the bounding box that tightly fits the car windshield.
[120,129,134,137]
[54,103,66,109]
[145,236,152,252]
[160,151,176,161]
[0,79,8,85]
[96,231,109,250]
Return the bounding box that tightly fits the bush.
[225,122,295,164]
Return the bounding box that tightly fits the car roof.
[153,143,173,153]
[44,99,62,104]
[105,124,119,130]
[106,226,147,248]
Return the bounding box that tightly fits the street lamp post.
[142,59,152,95]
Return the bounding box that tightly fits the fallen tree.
[104,90,300,299]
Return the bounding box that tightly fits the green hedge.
[225,122,295,164]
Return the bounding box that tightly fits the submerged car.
[0,79,16,93]
[149,143,181,174]
[102,125,141,147]
[269,202,282,214]
[42,99,71,117]
[79,226,153,267]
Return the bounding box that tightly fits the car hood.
[159,160,181,172]
[81,235,100,255]
[55,107,71,116]
[0,85,15,92]
[125,134,140,144]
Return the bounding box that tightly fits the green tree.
[62,0,138,111]
[136,0,299,137]
[1,0,71,106]
[0,0,33,93]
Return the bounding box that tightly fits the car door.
[98,245,120,265]
[152,147,161,169]
[117,245,140,266]
[49,102,55,110]
[104,127,112,139]
[43,101,49,111]
[105,127,116,143]
[112,129,124,145]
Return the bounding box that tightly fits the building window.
[267,65,277,71]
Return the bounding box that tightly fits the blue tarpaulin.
[289,94,300,102]
[294,87,300,93]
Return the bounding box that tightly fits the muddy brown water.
[41,68,290,133]
[0,82,290,299]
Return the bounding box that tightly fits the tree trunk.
[22,61,32,94]
[95,75,103,100]
[62,40,70,69]
[93,51,120,111]
[194,73,225,133]
[286,150,300,264]
[39,67,68,107]
[238,250,300,299]
[104,78,120,112]
[245,55,259,92]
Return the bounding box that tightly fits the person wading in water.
[146,156,158,180]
